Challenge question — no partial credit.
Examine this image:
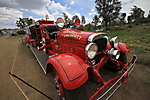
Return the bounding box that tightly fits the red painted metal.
[117,42,130,53]
[107,41,130,53]
[25,35,33,43]
[46,53,89,90]
[25,19,136,100]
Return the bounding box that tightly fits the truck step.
[29,45,50,74]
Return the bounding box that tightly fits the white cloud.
[0,7,23,29]
[0,0,51,17]
[121,0,150,16]
[91,9,95,12]
[85,17,93,24]
[89,12,96,15]
[48,1,67,12]
[70,1,75,5]
[64,12,73,19]
[89,8,96,15]
[28,16,41,22]
[0,0,70,28]
[31,9,49,17]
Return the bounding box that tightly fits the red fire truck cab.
[25,18,137,100]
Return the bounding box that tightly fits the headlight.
[85,43,98,59]
[110,36,119,48]
[108,48,120,59]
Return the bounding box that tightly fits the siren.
[74,19,80,26]
[56,17,64,28]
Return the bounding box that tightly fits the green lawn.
[106,23,150,65]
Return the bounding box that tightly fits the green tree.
[127,16,132,23]
[95,0,122,31]
[119,13,126,24]
[148,10,150,18]
[92,15,100,30]
[16,18,35,28]
[77,25,85,30]
[130,6,145,24]
[147,10,150,22]
[85,22,95,31]
[63,12,70,23]
[81,15,86,25]
[72,15,79,21]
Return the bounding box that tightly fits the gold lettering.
[64,34,82,40]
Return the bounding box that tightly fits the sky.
[0,0,149,29]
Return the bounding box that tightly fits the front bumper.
[90,55,137,100]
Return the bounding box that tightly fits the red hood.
[58,28,96,45]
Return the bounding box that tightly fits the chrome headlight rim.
[108,48,120,60]
[110,36,120,48]
[85,42,98,59]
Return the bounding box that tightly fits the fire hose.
[9,72,53,100]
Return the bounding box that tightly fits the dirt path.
[0,35,59,100]
[0,35,150,100]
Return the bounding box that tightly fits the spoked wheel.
[53,68,91,100]
[106,52,127,72]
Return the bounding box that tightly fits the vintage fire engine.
[25,18,137,100]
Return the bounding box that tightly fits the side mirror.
[74,19,80,26]
[56,17,64,28]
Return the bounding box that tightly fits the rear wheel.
[106,52,127,72]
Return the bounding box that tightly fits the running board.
[28,45,50,74]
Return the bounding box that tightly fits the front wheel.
[53,69,91,100]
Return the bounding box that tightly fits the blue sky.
[0,0,149,29]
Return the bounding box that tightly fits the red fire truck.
[25,18,137,100]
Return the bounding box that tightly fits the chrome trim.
[88,33,108,44]
[97,55,137,100]
[110,36,120,48]
[85,42,98,59]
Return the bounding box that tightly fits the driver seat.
[44,25,59,39]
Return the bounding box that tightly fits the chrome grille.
[93,37,107,64]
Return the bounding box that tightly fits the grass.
[9,34,35,59]
[106,23,150,65]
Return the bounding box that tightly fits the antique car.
[25,18,137,100]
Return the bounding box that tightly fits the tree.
[77,25,85,30]
[147,10,150,22]
[148,10,150,18]
[127,16,132,23]
[85,22,95,31]
[92,15,100,30]
[16,18,35,28]
[63,12,70,23]
[95,0,122,31]
[72,15,79,21]
[119,13,126,24]
[81,15,86,25]
[130,6,145,24]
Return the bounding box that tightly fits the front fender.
[46,53,89,90]
[117,42,130,53]
[107,42,130,53]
